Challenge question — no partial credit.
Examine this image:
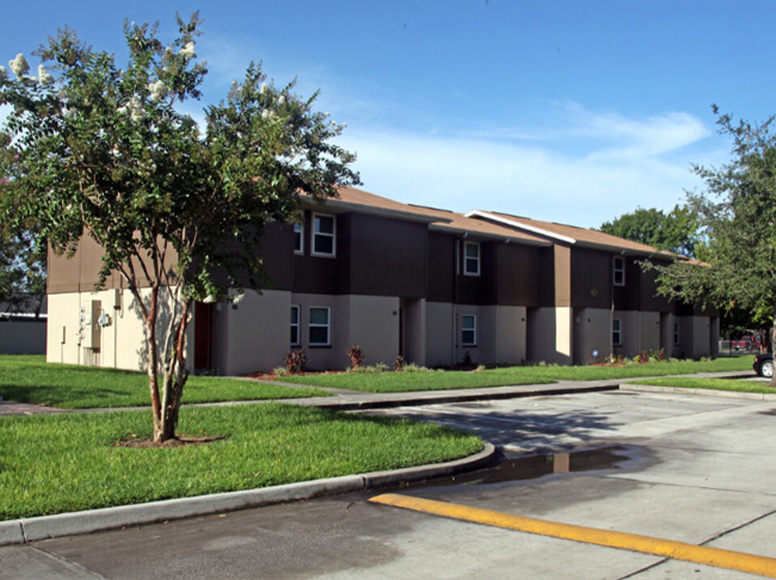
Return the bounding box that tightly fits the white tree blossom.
[9,54,29,78]
[38,65,53,86]
[148,80,167,101]
[179,41,196,59]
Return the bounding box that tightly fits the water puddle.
[398,444,646,490]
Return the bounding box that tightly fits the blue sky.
[2,1,773,228]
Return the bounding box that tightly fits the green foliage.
[599,204,700,257]
[0,14,358,440]
[651,110,776,334]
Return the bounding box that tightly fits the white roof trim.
[464,210,577,245]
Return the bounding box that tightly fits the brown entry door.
[194,302,213,372]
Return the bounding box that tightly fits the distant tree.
[0,13,359,442]
[599,205,700,258]
[0,133,46,316]
[650,108,776,379]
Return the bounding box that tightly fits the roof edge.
[465,210,578,245]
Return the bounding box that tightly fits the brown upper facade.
[47,185,706,315]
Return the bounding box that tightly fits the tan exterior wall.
[613,310,640,358]
[402,298,426,366]
[47,288,186,371]
[528,306,572,364]
[0,320,46,354]
[337,294,400,369]
[210,289,291,376]
[426,302,454,367]
[572,308,611,364]
[495,305,527,365]
[639,311,661,353]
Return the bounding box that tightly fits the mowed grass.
[0,403,483,520]
[0,355,330,408]
[629,376,776,393]
[276,356,755,393]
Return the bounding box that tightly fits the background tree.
[651,108,776,379]
[0,13,359,442]
[0,132,46,316]
[599,204,701,258]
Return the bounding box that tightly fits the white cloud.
[337,106,724,229]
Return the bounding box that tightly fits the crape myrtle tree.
[651,108,776,383]
[0,13,359,442]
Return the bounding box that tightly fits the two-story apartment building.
[45,186,718,374]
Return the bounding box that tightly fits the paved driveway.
[3,389,776,579]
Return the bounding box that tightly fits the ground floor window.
[290,305,300,346]
[461,314,477,346]
[309,306,331,346]
[612,318,622,346]
[673,322,680,346]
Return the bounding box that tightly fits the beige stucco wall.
[402,298,426,366]
[495,305,527,365]
[572,308,611,364]
[528,306,572,364]
[639,311,661,354]
[425,301,454,367]
[211,289,290,375]
[47,288,187,372]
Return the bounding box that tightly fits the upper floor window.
[290,305,300,346]
[312,214,336,257]
[613,256,625,286]
[464,241,480,276]
[309,306,331,346]
[612,318,622,346]
[461,314,477,346]
[293,223,304,255]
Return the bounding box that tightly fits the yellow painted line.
[369,493,776,578]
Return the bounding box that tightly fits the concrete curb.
[621,383,776,401]
[0,442,496,546]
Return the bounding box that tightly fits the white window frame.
[308,306,331,346]
[290,305,300,346]
[463,241,480,276]
[293,223,304,255]
[312,213,336,257]
[612,318,622,346]
[613,256,625,287]
[461,314,477,346]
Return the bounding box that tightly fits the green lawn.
[629,376,775,394]
[276,356,755,393]
[0,403,482,520]
[0,355,330,408]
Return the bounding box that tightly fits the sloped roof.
[466,210,676,258]
[304,186,551,246]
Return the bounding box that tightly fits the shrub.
[394,355,406,372]
[285,350,308,374]
[347,344,365,371]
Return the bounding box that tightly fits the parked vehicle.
[753,353,774,378]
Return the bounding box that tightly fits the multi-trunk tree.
[0,13,359,441]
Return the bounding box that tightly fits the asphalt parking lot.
[3,387,776,579]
